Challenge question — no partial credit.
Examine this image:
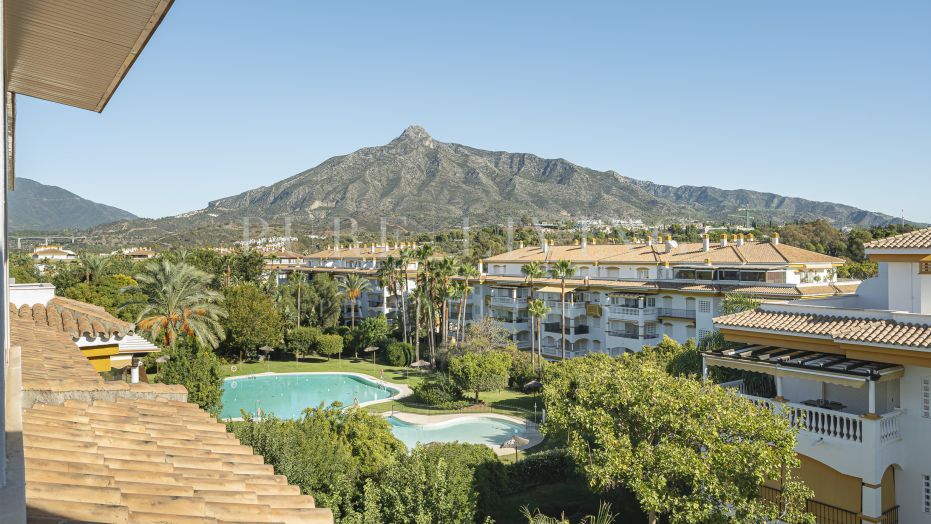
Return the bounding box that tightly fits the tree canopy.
[222,283,284,359]
[449,350,512,402]
[543,354,813,524]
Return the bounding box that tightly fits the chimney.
[370,243,375,254]
[736,233,745,247]
[582,237,588,249]
[701,234,710,252]
[747,233,755,242]
[519,241,524,249]
[592,238,597,245]
[543,240,550,254]
[664,234,677,253]
[720,234,729,248]
[771,232,780,245]
[334,243,340,254]
[647,237,653,247]
[478,260,484,274]
[384,244,389,253]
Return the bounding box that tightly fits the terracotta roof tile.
[12,296,133,340]
[864,227,931,250]
[10,298,335,524]
[715,308,931,349]
[482,241,842,265]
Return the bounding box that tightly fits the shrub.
[157,338,223,415]
[504,449,578,492]
[508,349,536,388]
[362,442,505,523]
[315,334,344,360]
[386,341,415,367]
[412,374,463,407]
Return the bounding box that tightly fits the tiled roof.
[715,309,931,349]
[483,241,842,265]
[12,296,133,340]
[306,246,404,260]
[864,227,931,250]
[11,304,334,523]
[24,398,331,524]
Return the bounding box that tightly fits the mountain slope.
[205,125,901,228]
[9,178,138,231]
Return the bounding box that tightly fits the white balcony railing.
[491,296,528,307]
[607,306,657,319]
[723,384,903,446]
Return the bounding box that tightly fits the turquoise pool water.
[387,416,531,449]
[220,373,397,419]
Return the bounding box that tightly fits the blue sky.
[16,1,931,222]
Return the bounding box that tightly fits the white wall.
[9,283,55,308]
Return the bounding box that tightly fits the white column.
[1,3,9,484]
[701,355,708,382]
[775,375,783,400]
[861,483,883,524]
[868,380,877,415]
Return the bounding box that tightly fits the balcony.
[491,296,528,307]
[720,380,904,447]
[540,345,589,359]
[544,300,586,313]
[544,322,589,336]
[657,308,696,319]
[607,306,657,320]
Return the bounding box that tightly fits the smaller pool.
[387,415,532,449]
[221,373,398,420]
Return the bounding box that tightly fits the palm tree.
[287,271,306,327]
[414,244,435,362]
[339,273,370,329]
[521,261,545,298]
[528,298,550,371]
[458,263,480,341]
[450,281,467,341]
[376,255,403,336]
[398,247,416,344]
[548,260,576,359]
[431,256,458,350]
[122,259,226,349]
[77,253,111,283]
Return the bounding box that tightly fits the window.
[924,475,931,514]
[637,268,650,279]
[695,270,714,281]
[645,297,656,308]
[698,300,711,313]
[675,269,696,280]
[740,271,766,282]
[718,269,740,281]
[698,329,711,340]
[921,262,931,275]
[923,377,931,419]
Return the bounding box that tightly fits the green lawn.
[220,356,428,388]
[220,356,542,421]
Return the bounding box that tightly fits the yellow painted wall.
[78,344,120,373]
[795,455,862,514]
[882,466,896,512]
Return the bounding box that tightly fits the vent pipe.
[702,234,710,252]
[720,234,729,248]
[771,233,780,245]
[736,234,745,247]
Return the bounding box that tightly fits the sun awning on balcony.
[703,345,904,387]
[4,0,174,112]
[537,285,575,294]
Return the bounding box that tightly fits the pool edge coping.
[221,371,413,422]
[384,411,543,456]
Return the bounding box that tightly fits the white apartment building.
[705,227,931,524]
[287,234,856,358]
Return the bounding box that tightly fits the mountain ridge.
[9,178,138,232]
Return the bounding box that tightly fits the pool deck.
[386,412,543,456]
[222,372,413,421]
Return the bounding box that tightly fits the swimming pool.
[387,415,533,449]
[220,373,400,420]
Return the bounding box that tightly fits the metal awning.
[703,344,904,387]
[4,0,174,112]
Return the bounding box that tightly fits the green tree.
[76,252,111,283]
[156,337,223,415]
[548,260,576,359]
[386,341,415,367]
[316,334,344,360]
[287,326,321,361]
[310,274,342,328]
[357,315,391,351]
[449,350,512,402]
[543,354,813,524]
[363,442,505,524]
[10,253,42,284]
[223,283,284,361]
[124,260,226,348]
[62,273,147,322]
[233,405,405,522]
[339,273,370,329]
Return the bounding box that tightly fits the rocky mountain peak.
[393,125,435,148]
